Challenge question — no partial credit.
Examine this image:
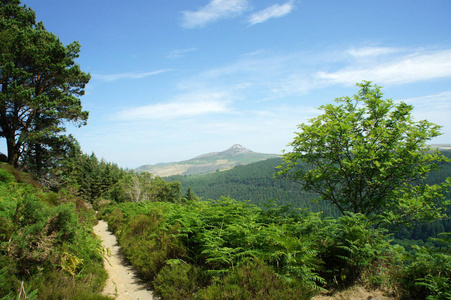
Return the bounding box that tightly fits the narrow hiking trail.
[93,220,157,300]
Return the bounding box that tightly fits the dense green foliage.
[59,147,127,201]
[167,158,341,217]
[0,139,187,299]
[277,82,451,228]
[399,233,451,300]
[106,173,182,203]
[56,144,182,204]
[98,196,451,300]
[168,152,451,242]
[99,198,398,299]
[0,0,90,175]
[0,164,110,299]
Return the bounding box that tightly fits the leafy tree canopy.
[277,81,451,228]
[0,0,89,173]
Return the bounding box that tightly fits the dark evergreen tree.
[0,0,90,171]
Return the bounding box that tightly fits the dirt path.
[312,286,395,300]
[93,220,157,300]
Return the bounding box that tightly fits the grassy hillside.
[0,163,110,299]
[136,144,279,176]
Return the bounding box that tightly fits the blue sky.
[9,0,451,168]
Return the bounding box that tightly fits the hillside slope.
[166,151,451,240]
[0,164,108,299]
[166,157,340,216]
[136,144,279,176]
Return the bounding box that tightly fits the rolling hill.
[135,144,279,176]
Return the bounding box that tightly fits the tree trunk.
[34,142,43,178]
[6,137,20,167]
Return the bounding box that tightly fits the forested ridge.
[167,157,347,216]
[166,151,451,243]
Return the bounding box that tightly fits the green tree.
[0,0,89,170]
[277,81,451,227]
[25,134,80,189]
[184,187,199,202]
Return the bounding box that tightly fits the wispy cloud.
[84,45,451,167]
[402,91,451,110]
[181,0,249,28]
[177,49,325,101]
[317,49,451,85]
[248,1,295,26]
[348,46,400,58]
[174,46,451,107]
[166,48,198,59]
[93,69,174,82]
[112,47,451,130]
[401,91,451,138]
[117,92,233,120]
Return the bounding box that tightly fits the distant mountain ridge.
[136,144,278,177]
[430,144,451,150]
[193,144,254,159]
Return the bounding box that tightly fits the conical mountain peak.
[221,144,253,155]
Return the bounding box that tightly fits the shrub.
[316,213,402,289]
[399,242,451,300]
[101,198,409,297]
[154,262,207,299]
[0,166,109,299]
[195,259,313,300]
[117,212,187,280]
[0,168,15,183]
[29,270,111,300]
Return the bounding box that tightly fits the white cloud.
[117,92,232,120]
[93,69,174,82]
[248,1,295,26]
[166,48,198,59]
[401,91,451,139]
[177,49,328,101]
[181,0,249,28]
[348,46,400,58]
[175,47,451,106]
[317,49,451,85]
[401,91,451,110]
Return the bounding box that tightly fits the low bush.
[316,214,403,289]
[154,262,207,299]
[195,259,313,300]
[398,236,451,300]
[0,167,109,299]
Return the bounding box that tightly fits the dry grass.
[312,286,396,300]
[145,164,191,177]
